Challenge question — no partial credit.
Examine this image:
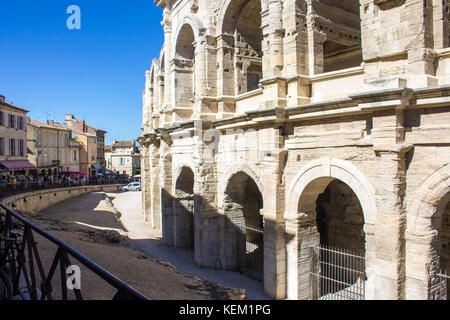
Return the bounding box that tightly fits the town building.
[0,95,34,175]
[26,119,77,175]
[139,0,450,300]
[71,130,98,178]
[86,125,107,170]
[105,140,140,177]
[65,114,107,175]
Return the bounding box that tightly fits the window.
[0,112,4,126]
[18,140,24,157]
[119,158,125,165]
[17,116,24,130]
[9,114,15,129]
[0,138,4,156]
[9,139,15,156]
[73,150,77,161]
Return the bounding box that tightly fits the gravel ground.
[19,192,217,300]
[110,190,270,300]
[17,190,270,300]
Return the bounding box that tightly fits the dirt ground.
[18,192,243,300]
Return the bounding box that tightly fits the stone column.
[216,34,236,118]
[149,138,161,229]
[192,120,218,267]
[193,32,218,119]
[260,128,288,299]
[260,0,288,109]
[141,143,151,221]
[159,130,174,246]
[162,8,172,109]
[306,0,327,75]
[142,70,153,134]
[283,0,311,107]
[368,104,411,300]
[360,0,437,88]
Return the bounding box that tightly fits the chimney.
[0,95,5,103]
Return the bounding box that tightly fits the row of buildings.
[0,94,140,179]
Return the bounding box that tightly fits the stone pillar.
[285,212,320,300]
[162,8,172,109]
[150,139,161,229]
[259,0,288,109]
[283,0,311,107]
[142,70,153,134]
[360,0,437,88]
[192,120,218,267]
[159,130,174,246]
[193,32,218,120]
[260,128,288,299]
[368,104,411,300]
[141,143,151,221]
[306,0,327,75]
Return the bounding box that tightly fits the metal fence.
[429,269,449,300]
[0,202,149,300]
[0,179,130,201]
[310,245,366,300]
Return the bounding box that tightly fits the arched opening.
[223,171,264,280]
[174,24,195,117]
[222,0,263,95]
[297,177,366,299]
[316,179,365,253]
[173,167,195,249]
[312,0,363,73]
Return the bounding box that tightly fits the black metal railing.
[0,203,149,300]
[0,179,132,201]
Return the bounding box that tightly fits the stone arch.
[405,164,450,299]
[221,169,264,280]
[173,162,196,192]
[286,157,377,225]
[172,22,198,119]
[216,0,263,94]
[218,164,264,208]
[172,16,202,60]
[173,165,195,249]
[285,157,377,300]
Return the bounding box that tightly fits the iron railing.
[310,245,366,300]
[0,202,149,300]
[0,179,131,201]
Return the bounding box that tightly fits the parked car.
[122,182,141,192]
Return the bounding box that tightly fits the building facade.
[65,114,107,175]
[0,95,34,175]
[105,140,140,176]
[27,119,77,175]
[72,131,97,178]
[139,0,450,300]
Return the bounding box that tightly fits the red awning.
[0,160,36,170]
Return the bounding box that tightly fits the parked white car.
[122,182,141,192]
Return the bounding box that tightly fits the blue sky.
[0,1,164,144]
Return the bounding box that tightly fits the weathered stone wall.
[139,0,450,300]
[1,185,123,215]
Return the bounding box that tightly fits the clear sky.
[0,1,164,144]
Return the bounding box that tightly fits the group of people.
[0,172,135,199]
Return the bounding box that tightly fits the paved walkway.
[109,190,271,300]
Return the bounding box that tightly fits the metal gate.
[310,245,366,300]
[429,269,449,300]
[240,224,264,281]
